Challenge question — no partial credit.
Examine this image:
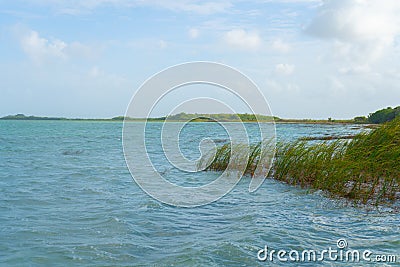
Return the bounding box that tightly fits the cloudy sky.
[1,0,399,119]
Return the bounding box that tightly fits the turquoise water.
[0,121,398,266]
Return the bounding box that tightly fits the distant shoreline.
[0,120,368,125]
[2,106,398,124]
[0,113,369,124]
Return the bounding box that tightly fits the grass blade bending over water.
[204,119,400,205]
[200,139,275,177]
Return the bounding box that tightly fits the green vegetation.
[0,114,116,121]
[0,113,278,122]
[205,118,400,205]
[0,114,140,122]
[0,114,65,120]
[353,116,368,124]
[3,106,399,124]
[367,106,400,124]
[164,112,278,122]
[353,106,400,124]
[200,140,275,177]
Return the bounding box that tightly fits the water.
[0,121,398,266]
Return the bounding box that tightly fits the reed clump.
[200,140,275,177]
[204,118,400,205]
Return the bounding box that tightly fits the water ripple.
[0,121,398,266]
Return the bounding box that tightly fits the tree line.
[354,106,400,124]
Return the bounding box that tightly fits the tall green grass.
[200,140,275,177]
[203,119,400,205]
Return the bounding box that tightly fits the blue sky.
[1,0,400,119]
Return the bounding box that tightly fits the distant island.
[0,113,278,122]
[1,106,399,124]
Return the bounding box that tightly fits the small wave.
[62,149,84,155]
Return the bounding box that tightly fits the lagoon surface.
[0,121,399,266]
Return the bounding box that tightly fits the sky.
[0,0,400,119]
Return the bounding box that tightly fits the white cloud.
[19,30,67,62]
[223,29,261,50]
[188,28,199,39]
[307,0,400,43]
[14,26,96,63]
[275,63,295,75]
[306,0,400,66]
